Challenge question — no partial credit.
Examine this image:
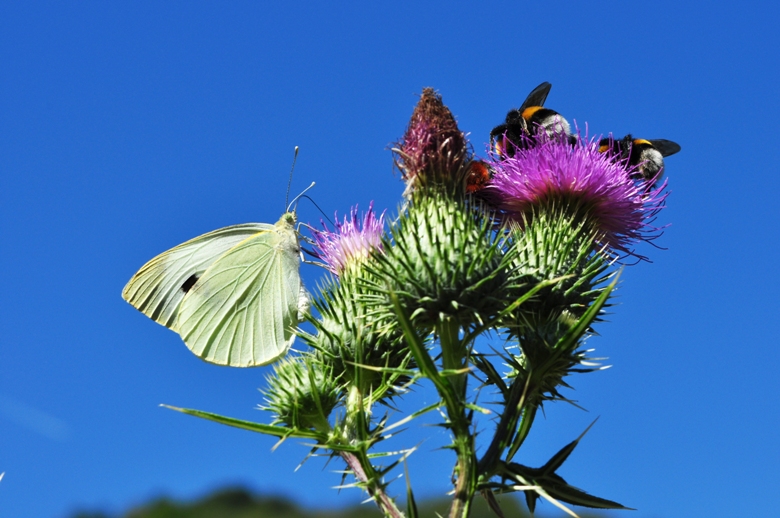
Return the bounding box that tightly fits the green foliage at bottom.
[72,487,615,518]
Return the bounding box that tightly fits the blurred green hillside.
[71,487,610,518]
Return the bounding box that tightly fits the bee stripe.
[521,106,544,120]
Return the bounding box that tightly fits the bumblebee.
[599,135,681,183]
[490,82,573,158]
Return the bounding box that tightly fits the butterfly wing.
[176,213,301,367]
[122,223,274,331]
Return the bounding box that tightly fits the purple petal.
[312,203,386,275]
[483,134,667,257]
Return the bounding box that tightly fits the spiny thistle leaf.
[161,405,324,441]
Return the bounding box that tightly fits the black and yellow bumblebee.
[598,135,681,183]
[490,82,574,158]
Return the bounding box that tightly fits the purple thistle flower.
[484,134,667,257]
[312,203,386,275]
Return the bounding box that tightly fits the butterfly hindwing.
[122,223,275,332]
[176,213,301,367]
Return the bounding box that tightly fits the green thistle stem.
[339,450,405,518]
[446,400,476,518]
[449,436,476,518]
[436,317,476,518]
[438,317,466,398]
[341,385,406,517]
[344,384,367,442]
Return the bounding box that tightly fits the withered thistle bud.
[394,88,469,194]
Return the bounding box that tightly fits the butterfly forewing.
[122,223,274,331]
[176,213,301,367]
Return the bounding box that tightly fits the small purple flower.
[484,134,667,257]
[312,204,386,275]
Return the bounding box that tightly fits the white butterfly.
[123,210,309,367]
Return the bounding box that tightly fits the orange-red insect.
[465,160,491,193]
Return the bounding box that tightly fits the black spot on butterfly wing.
[181,274,199,293]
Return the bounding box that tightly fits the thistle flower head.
[261,354,343,432]
[312,203,386,276]
[394,88,469,194]
[301,274,415,399]
[370,194,510,330]
[484,134,667,257]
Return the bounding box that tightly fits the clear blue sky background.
[2,2,779,517]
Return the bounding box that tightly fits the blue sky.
[2,2,779,517]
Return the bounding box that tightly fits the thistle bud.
[261,355,343,432]
[394,88,469,195]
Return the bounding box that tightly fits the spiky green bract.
[503,207,614,358]
[471,209,616,481]
[369,191,511,334]
[509,208,610,320]
[299,269,415,404]
[260,353,343,433]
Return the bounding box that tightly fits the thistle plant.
[164,87,674,518]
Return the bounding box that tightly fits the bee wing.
[649,139,681,157]
[520,82,552,110]
[122,223,275,331]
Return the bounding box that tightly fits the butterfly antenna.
[296,195,334,227]
[284,146,300,211]
[287,182,316,213]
